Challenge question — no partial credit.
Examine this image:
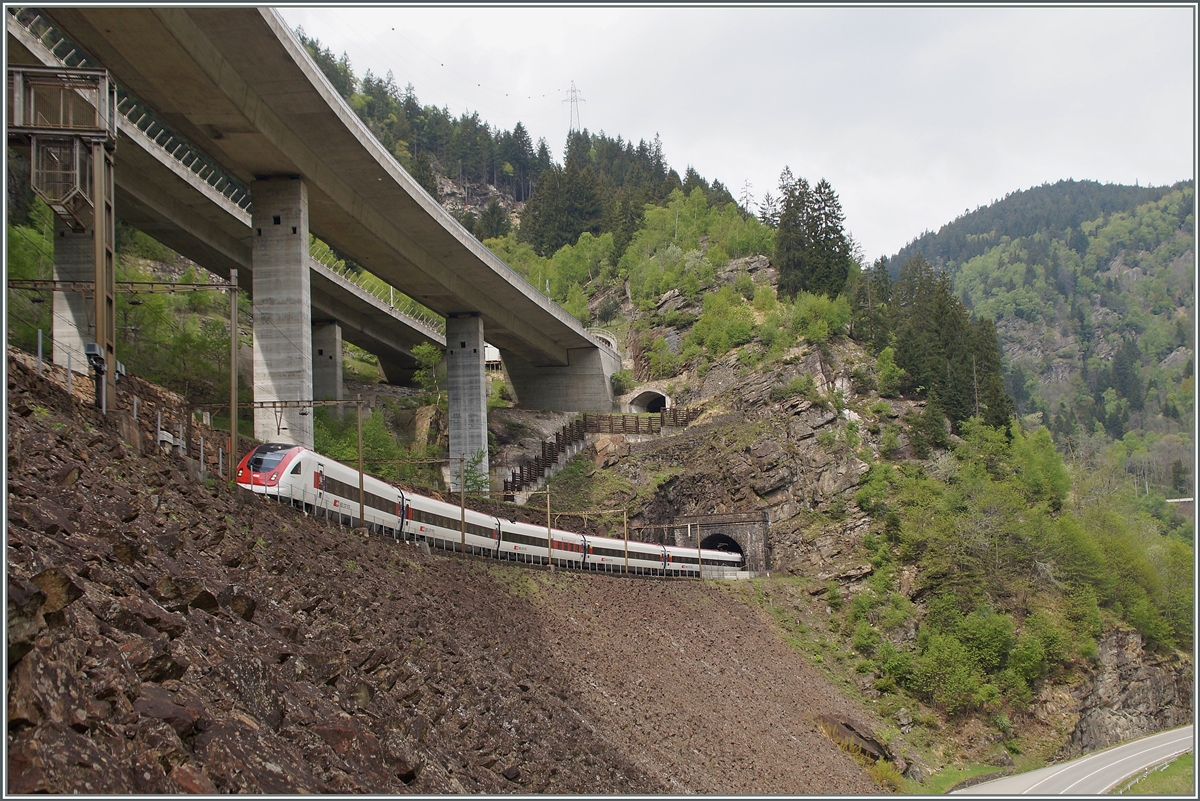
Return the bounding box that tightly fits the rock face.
[5,351,880,794]
[1063,629,1194,756]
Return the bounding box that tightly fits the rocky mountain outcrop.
[1063,630,1194,757]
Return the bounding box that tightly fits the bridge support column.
[446,313,488,493]
[251,177,312,447]
[51,216,92,376]
[312,321,343,417]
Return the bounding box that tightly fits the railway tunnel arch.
[629,389,669,413]
[700,532,745,567]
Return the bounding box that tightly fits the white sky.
[278,4,1197,263]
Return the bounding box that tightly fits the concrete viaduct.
[9,6,620,485]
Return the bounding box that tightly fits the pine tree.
[775,167,811,299]
[807,179,852,297]
[757,192,779,228]
[473,198,511,241]
[410,151,439,198]
[851,256,894,352]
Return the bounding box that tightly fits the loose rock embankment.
[6,354,880,794]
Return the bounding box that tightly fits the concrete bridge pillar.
[446,313,488,492]
[52,216,92,376]
[312,321,343,415]
[251,177,312,447]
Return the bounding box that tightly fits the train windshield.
[247,444,292,472]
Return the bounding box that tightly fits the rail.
[587,327,621,354]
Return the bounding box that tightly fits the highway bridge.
[7,6,620,484]
[9,8,445,395]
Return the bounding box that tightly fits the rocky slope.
[5,352,882,794]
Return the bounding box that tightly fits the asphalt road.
[953,725,1193,795]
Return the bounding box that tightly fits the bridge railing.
[8,8,255,214]
[10,7,441,337]
[308,240,445,335]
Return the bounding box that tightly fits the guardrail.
[9,8,254,213]
[307,243,445,335]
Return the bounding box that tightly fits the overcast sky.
[279,4,1196,263]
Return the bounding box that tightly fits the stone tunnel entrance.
[700,533,745,564]
[646,513,768,574]
[629,389,669,413]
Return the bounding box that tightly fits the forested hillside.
[885,181,1194,498]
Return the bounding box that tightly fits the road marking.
[1059,736,1193,794]
[1022,730,1194,794]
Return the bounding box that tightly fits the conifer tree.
[775,167,811,299]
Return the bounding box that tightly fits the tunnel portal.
[629,389,669,413]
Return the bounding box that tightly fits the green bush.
[1008,631,1047,685]
[826,582,843,611]
[769,373,819,403]
[853,620,882,656]
[611,369,635,396]
[647,337,680,379]
[909,633,984,714]
[957,607,1016,673]
[877,346,904,397]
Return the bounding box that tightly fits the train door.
[316,464,326,515]
[493,519,502,557]
[581,535,589,570]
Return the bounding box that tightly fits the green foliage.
[791,291,851,343]
[411,342,443,394]
[909,633,986,714]
[459,449,491,495]
[472,198,511,241]
[6,198,54,352]
[683,284,756,357]
[769,373,819,403]
[876,347,903,398]
[313,406,439,487]
[646,337,681,379]
[611,369,634,396]
[957,607,1015,673]
[887,180,1193,493]
[775,168,854,299]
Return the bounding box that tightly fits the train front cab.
[236,443,304,495]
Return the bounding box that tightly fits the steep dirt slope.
[5,353,880,794]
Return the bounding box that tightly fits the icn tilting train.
[236,443,744,577]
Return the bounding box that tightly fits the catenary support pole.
[357,395,364,529]
[460,454,466,552]
[229,269,238,471]
[624,509,629,575]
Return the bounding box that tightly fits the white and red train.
[236,443,743,577]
